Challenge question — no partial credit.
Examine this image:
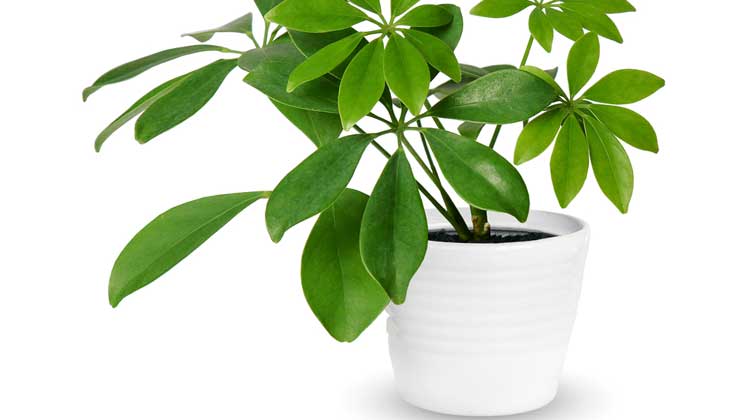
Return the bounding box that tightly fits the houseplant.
[84,0,663,415]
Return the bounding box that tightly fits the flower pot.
[387,209,590,417]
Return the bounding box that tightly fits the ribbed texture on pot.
[388,210,590,416]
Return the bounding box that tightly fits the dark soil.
[429,228,556,244]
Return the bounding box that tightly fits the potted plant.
[84,0,663,416]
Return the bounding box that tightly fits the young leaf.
[561,3,623,43]
[515,108,567,164]
[423,128,530,221]
[287,32,364,92]
[418,4,463,50]
[471,0,532,18]
[563,0,636,14]
[289,28,359,57]
[584,69,665,105]
[302,189,389,342]
[82,45,228,101]
[183,13,253,42]
[241,43,339,113]
[109,192,269,307]
[266,0,368,33]
[391,0,420,17]
[567,32,600,97]
[255,0,283,15]
[551,116,589,207]
[584,116,634,213]
[384,35,430,116]
[360,150,428,304]
[339,39,386,130]
[590,104,659,152]
[529,8,554,52]
[430,69,557,124]
[546,8,583,41]
[458,122,485,139]
[349,0,381,13]
[520,65,566,97]
[271,99,343,147]
[265,134,372,242]
[94,73,191,152]
[135,59,237,143]
[397,5,453,27]
[402,29,461,82]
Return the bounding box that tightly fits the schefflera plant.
[84,0,663,342]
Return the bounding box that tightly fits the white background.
[1,1,748,419]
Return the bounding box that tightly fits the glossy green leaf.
[584,69,665,105]
[430,64,515,98]
[255,0,283,14]
[546,8,583,41]
[109,192,269,307]
[567,32,600,97]
[266,0,368,32]
[561,3,623,43]
[94,73,191,152]
[590,104,659,152]
[339,39,386,130]
[391,0,420,17]
[563,0,635,14]
[471,0,532,18]
[384,35,430,116]
[271,99,343,147]
[289,29,365,78]
[430,69,557,124]
[397,5,453,27]
[529,8,554,52]
[424,128,530,221]
[458,122,485,139]
[287,32,364,92]
[418,4,463,50]
[584,116,634,213]
[241,43,339,113]
[183,13,253,42]
[360,150,427,304]
[302,189,389,342]
[520,65,565,97]
[551,116,589,207]
[266,134,372,242]
[135,59,237,143]
[349,0,381,13]
[515,108,567,164]
[402,29,461,82]
[82,45,228,101]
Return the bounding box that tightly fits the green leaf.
[561,3,623,43]
[241,43,340,113]
[590,104,659,152]
[424,128,530,221]
[584,69,665,105]
[458,122,485,139]
[339,39,386,130]
[567,32,600,97]
[109,192,269,307]
[289,29,365,78]
[271,99,343,147]
[255,0,284,15]
[584,116,634,213]
[430,64,515,98]
[418,4,463,50]
[391,0,420,17]
[287,32,364,92]
[266,0,367,33]
[265,134,372,242]
[520,65,565,97]
[430,69,557,124]
[94,73,192,152]
[515,108,567,164]
[183,13,253,42]
[397,4,453,27]
[402,29,461,82]
[551,116,589,207]
[302,189,389,342]
[135,59,237,143]
[563,0,635,14]
[384,35,430,116]
[360,150,427,305]
[529,8,554,52]
[546,8,583,41]
[82,45,228,101]
[349,0,381,13]
[471,0,532,18]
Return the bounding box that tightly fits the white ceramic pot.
[387,209,590,417]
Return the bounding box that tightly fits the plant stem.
[247,32,261,49]
[262,21,270,47]
[489,125,502,149]
[368,113,393,126]
[520,35,534,67]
